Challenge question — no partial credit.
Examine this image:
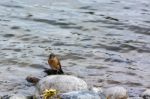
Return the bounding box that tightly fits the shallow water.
[0,0,150,98]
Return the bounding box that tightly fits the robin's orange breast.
[48,57,61,71]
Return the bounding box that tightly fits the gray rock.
[35,75,88,98]
[9,95,27,99]
[104,86,128,99]
[0,95,32,99]
[141,89,150,99]
[60,90,105,99]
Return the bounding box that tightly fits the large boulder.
[35,75,88,98]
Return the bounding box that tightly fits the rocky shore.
[0,75,149,99]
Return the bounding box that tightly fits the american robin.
[48,53,63,74]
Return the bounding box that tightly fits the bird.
[48,53,63,74]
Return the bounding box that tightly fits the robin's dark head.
[49,53,56,59]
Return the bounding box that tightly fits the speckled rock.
[104,86,128,99]
[9,95,27,99]
[0,95,32,99]
[35,75,88,98]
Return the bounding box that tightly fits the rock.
[104,86,128,99]
[44,69,63,75]
[90,87,103,94]
[60,90,105,99]
[1,94,33,99]
[35,75,88,98]
[9,95,27,99]
[141,89,150,99]
[26,76,40,84]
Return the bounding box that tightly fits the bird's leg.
[56,70,59,74]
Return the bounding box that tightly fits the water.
[0,0,150,98]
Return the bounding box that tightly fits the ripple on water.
[3,34,15,38]
[125,82,143,87]
[106,80,122,84]
[127,25,150,36]
[61,53,86,60]
[11,26,20,30]
[0,4,24,9]
[86,66,108,69]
